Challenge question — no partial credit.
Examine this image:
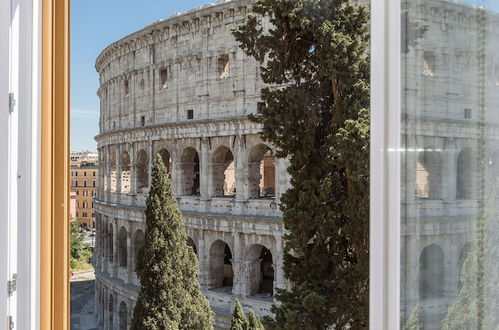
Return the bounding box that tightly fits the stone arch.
[108,223,113,262]
[110,151,117,192]
[247,244,274,296]
[208,240,233,289]
[136,149,149,189]
[248,144,276,198]
[419,243,445,299]
[415,148,443,199]
[119,301,127,330]
[458,242,472,290]
[180,147,200,196]
[187,236,197,255]
[158,148,172,175]
[456,148,475,199]
[133,229,145,267]
[118,226,127,268]
[121,151,131,193]
[109,294,114,329]
[211,146,236,197]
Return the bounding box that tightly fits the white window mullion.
[370,0,402,329]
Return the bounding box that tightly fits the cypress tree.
[233,0,370,328]
[230,300,250,330]
[248,309,265,330]
[131,156,214,330]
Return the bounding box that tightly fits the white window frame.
[1,0,41,329]
[370,0,402,329]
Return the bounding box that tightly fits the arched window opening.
[118,227,127,268]
[419,244,445,299]
[415,149,443,199]
[108,223,113,262]
[187,237,197,255]
[119,301,127,330]
[212,146,236,197]
[110,151,117,192]
[458,242,472,291]
[136,149,149,190]
[247,244,274,297]
[208,240,233,290]
[180,147,200,196]
[109,294,114,329]
[121,151,131,193]
[248,145,276,199]
[456,148,475,199]
[133,230,144,268]
[158,148,171,175]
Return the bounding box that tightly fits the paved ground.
[70,270,99,330]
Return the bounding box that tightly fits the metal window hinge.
[8,93,15,113]
[7,315,13,329]
[7,274,17,296]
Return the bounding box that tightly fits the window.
[187,109,194,120]
[217,54,229,78]
[257,102,265,114]
[140,115,145,126]
[75,181,78,187]
[464,108,472,119]
[76,191,79,196]
[75,171,78,176]
[124,79,130,97]
[159,68,168,89]
[93,180,96,187]
[84,180,87,187]
[76,212,79,217]
[83,171,86,177]
[93,171,96,176]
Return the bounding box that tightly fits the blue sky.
[71,0,208,151]
[70,0,498,152]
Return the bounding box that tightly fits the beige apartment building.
[71,151,99,229]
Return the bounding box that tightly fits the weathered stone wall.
[93,1,291,328]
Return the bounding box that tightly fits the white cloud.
[71,108,99,119]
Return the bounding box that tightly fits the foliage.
[131,156,214,330]
[233,0,370,328]
[230,300,250,330]
[248,309,265,330]
[70,218,84,260]
[230,300,265,330]
[442,213,499,329]
[403,305,421,330]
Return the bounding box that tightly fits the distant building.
[70,151,98,229]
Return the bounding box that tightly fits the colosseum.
[93,0,291,328]
[93,0,499,329]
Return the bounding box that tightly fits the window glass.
[401,1,499,328]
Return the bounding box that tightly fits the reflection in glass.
[401,1,499,328]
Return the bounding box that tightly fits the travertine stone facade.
[93,1,290,329]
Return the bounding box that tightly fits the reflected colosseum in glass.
[401,0,499,328]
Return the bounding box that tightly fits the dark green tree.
[131,156,214,330]
[230,300,250,330]
[233,0,370,328]
[248,309,265,330]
